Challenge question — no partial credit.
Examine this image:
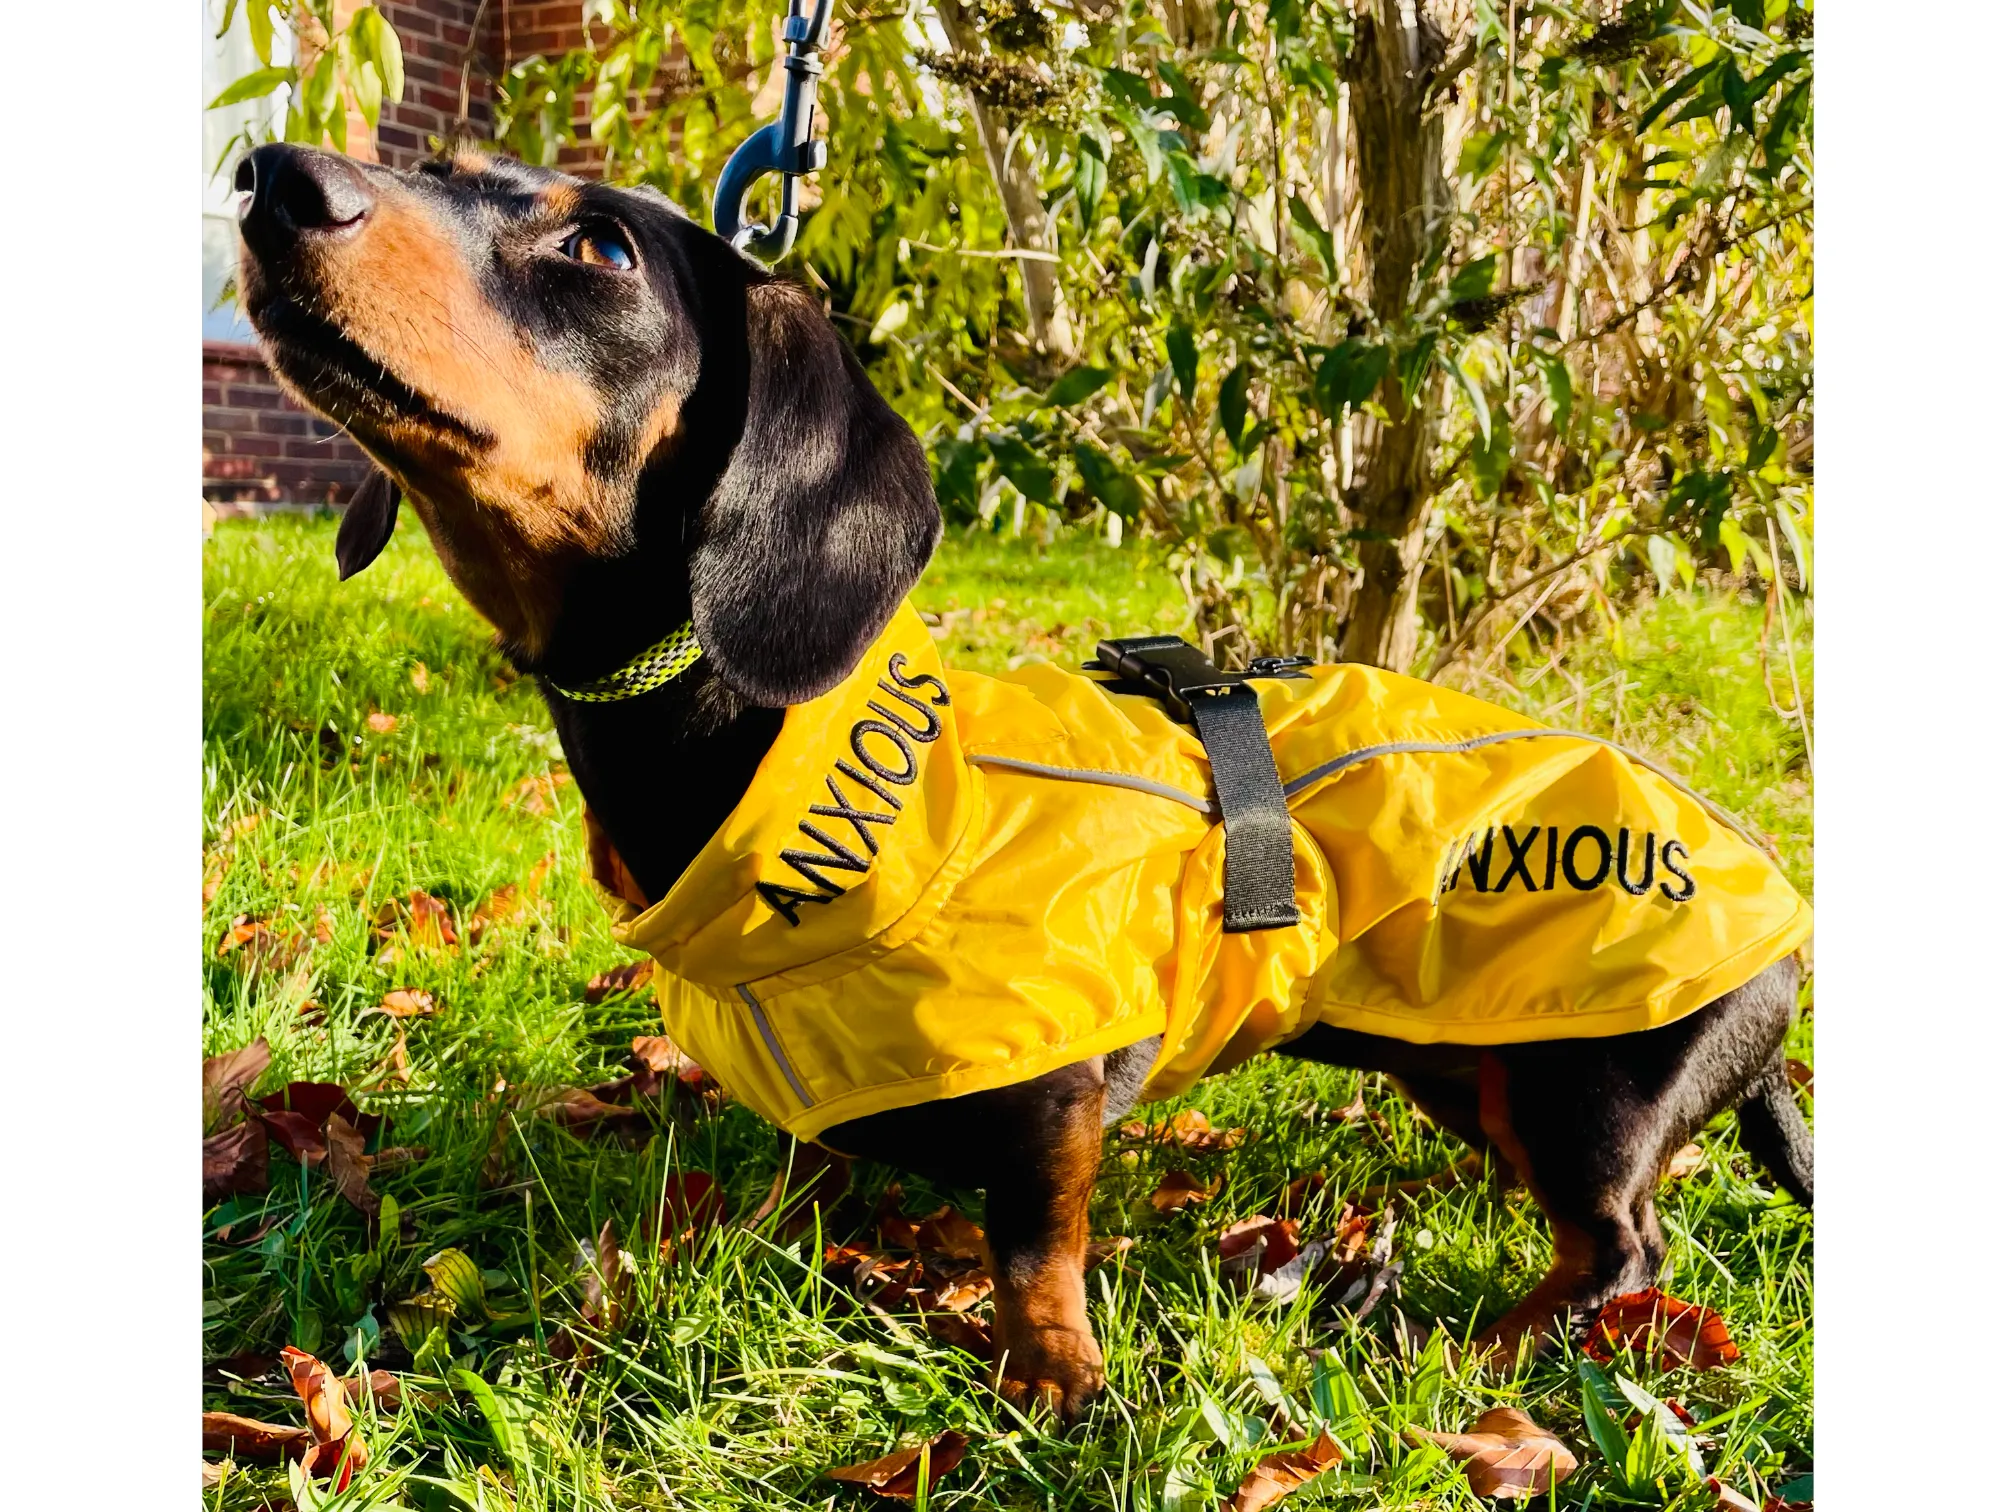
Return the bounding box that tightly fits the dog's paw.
[993,1322,1106,1423]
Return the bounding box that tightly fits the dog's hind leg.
[1735,1056,1814,1207]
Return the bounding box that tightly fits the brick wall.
[203,0,685,507]
[376,0,506,168]
[204,343,374,510]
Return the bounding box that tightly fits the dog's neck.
[539,650,783,905]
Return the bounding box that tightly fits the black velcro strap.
[1190,685,1299,933]
[1090,636,1300,934]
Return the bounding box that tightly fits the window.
[202,0,290,342]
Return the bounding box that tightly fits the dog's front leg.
[982,1069,1107,1421]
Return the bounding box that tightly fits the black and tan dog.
[235,143,1813,1420]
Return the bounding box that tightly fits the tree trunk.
[1336,0,1455,670]
[937,2,1075,368]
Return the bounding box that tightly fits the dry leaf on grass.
[1785,1058,1812,1094]
[925,1310,994,1358]
[1709,1479,1764,1512]
[1225,1429,1344,1512]
[203,1120,270,1205]
[1120,1108,1249,1152]
[658,1171,725,1256]
[325,1114,378,1215]
[1151,1169,1221,1212]
[201,1458,231,1489]
[524,1086,649,1132]
[258,1109,329,1166]
[281,1345,368,1488]
[1415,1407,1576,1499]
[1086,1235,1134,1268]
[203,1038,271,1130]
[202,1411,308,1461]
[585,960,655,1002]
[913,1208,988,1261]
[365,711,399,734]
[1665,1144,1706,1180]
[371,988,437,1019]
[582,1218,634,1333]
[826,1430,969,1500]
[505,770,573,814]
[1583,1288,1740,1370]
[748,1144,854,1238]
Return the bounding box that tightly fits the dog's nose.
[235,143,374,247]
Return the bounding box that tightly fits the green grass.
[203,515,1812,1511]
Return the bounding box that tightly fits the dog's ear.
[335,470,400,580]
[687,280,941,707]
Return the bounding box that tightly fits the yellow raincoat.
[599,604,1810,1142]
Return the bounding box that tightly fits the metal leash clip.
[710,0,833,262]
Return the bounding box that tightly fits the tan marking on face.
[449,146,494,176]
[267,184,639,653]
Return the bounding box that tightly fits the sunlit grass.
[203,514,1810,1510]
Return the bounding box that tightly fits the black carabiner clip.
[710,0,832,262]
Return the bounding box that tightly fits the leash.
[1090,637,1312,934]
[711,0,833,261]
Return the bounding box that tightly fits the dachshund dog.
[235,143,1812,1420]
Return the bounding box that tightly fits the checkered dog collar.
[547,622,704,703]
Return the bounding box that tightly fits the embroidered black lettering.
[1494,825,1541,892]
[808,775,896,856]
[835,759,903,812]
[851,719,919,784]
[755,879,835,925]
[1543,826,1559,890]
[886,652,952,706]
[1616,828,1655,896]
[1464,826,1497,891]
[777,822,873,898]
[870,683,944,742]
[1658,838,1697,902]
[1562,824,1611,890]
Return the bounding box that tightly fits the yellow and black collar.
[548,623,704,703]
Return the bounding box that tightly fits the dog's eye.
[563,229,635,270]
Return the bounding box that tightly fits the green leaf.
[1397,335,1438,409]
[1745,421,1779,469]
[1449,255,1497,303]
[351,5,407,104]
[933,437,981,521]
[1536,351,1573,428]
[350,39,384,129]
[376,1193,400,1267]
[422,1247,489,1318]
[215,0,241,40]
[1154,62,1212,130]
[1471,402,1512,498]
[208,65,294,111]
[456,1369,530,1475]
[1775,498,1811,590]
[1103,68,1158,111]
[1579,1361,1629,1469]
[247,0,274,66]
[1217,363,1250,450]
[1639,57,1722,132]
[1166,326,1198,404]
[1286,195,1337,282]
[1314,338,1389,415]
[1458,129,1509,179]
[1761,77,1810,171]
[1072,443,1149,519]
[987,434,1056,503]
[1045,366,1115,407]
[1444,356,1491,445]
[1075,141,1109,224]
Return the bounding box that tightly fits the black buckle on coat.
[1088,636,1302,934]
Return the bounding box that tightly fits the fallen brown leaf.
[1710,1479,1764,1512]
[1666,1143,1706,1180]
[913,1207,987,1261]
[925,1310,994,1358]
[203,1120,270,1205]
[410,662,430,693]
[203,1038,271,1130]
[1219,1216,1302,1274]
[1151,1169,1220,1213]
[1121,1107,1249,1152]
[1786,1058,1813,1094]
[1085,1235,1134,1269]
[526,1086,648,1131]
[582,1218,632,1333]
[1416,1407,1577,1499]
[1584,1287,1741,1370]
[372,988,437,1019]
[584,959,654,1002]
[201,1410,307,1462]
[325,1114,378,1215]
[340,1370,407,1412]
[258,1082,365,1132]
[405,891,456,953]
[1282,1169,1325,1216]
[825,1430,969,1500]
[366,711,399,734]
[630,1036,677,1073]
[659,1171,725,1256]
[201,1459,230,1489]
[281,1345,368,1488]
[257,1108,328,1166]
[1225,1429,1344,1512]
[505,770,573,814]
[749,1143,853,1238]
